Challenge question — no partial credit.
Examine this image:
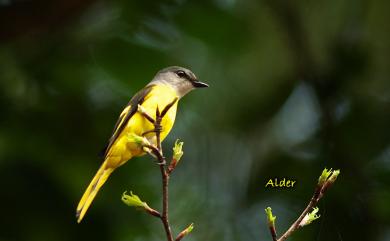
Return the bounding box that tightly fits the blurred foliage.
[0,0,390,241]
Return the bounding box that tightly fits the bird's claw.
[142,126,163,136]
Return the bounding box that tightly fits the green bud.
[265,207,276,227]
[184,223,194,234]
[300,207,320,227]
[328,170,340,184]
[172,139,184,163]
[318,168,333,186]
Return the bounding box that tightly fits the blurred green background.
[1,0,389,240]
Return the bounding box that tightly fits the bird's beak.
[192,80,209,88]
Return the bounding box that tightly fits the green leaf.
[121,191,148,209]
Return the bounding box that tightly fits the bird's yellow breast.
[128,84,178,142]
[107,84,178,166]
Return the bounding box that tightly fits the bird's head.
[150,66,208,98]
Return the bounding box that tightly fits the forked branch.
[122,98,193,241]
[265,168,340,241]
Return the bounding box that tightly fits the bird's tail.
[76,162,113,223]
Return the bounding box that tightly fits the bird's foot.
[142,126,163,136]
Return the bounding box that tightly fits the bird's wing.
[102,85,154,158]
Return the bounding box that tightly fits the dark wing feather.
[101,85,154,158]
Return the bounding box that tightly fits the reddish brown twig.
[136,98,194,241]
[140,98,179,241]
[266,169,340,241]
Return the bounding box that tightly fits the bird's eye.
[175,70,187,78]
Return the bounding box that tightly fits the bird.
[76,66,208,223]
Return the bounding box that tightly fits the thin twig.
[155,103,174,241]
[276,187,321,241]
[138,104,155,124]
[142,98,178,241]
[161,97,178,117]
[144,144,163,160]
[267,170,340,241]
[269,226,277,241]
[136,98,182,241]
[159,164,172,241]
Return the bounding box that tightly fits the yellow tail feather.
[76,162,114,223]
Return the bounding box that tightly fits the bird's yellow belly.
[125,107,176,155]
[107,85,178,168]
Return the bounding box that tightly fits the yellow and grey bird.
[76,66,208,223]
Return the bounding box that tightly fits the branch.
[152,101,175,241]
[122,98,192,241]
[175,223,194,241]
[265,168,340,241]
[265,207,277,241]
